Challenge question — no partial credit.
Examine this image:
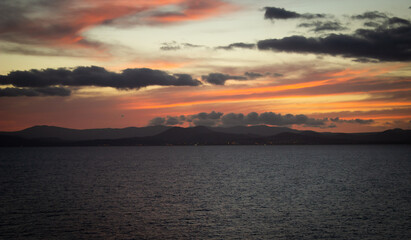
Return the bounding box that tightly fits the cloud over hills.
[148,111,375,128]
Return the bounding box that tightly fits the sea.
[0,145,410,239]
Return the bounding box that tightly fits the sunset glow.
[0,0,410,132]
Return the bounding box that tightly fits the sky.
[0,0,410,132]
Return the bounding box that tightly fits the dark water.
[0,145,410,239]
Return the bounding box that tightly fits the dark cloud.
[221,112,326,127]
[149,117,166,126]
[264,7,300,19]
[215,42,256,50]
[221,113,245,126]
[264,7,326,20]
[0,87,70,97]
[330,117,374,124]
[352,11,388,20]
[258,112,327,127]
[148,111,380,128]
[244,72,264,79]
[35,86,71,96]
[364,21,381,28]
[192,111,223,120]
[190,119,218,127]
[259,9,411,61]
[0,66,202,90]
[388,17,410,25]
[244,112,259,125]
[301,13,328,19]
[188,111,224,127]
[298,21,346,32]
[149,116,185,126]
[273,73,284,77]
[218,10,409,62]
[148,111,331,127]
[202,73,246,85]
[257,20,411,61]
[166,116,184,125]
[352,12,411,30]
[201,71,268,85]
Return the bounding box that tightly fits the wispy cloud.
[297,21,346,32]
[142,0,237,25]
[120,65,410,116]
[351,11,388,20]
[0,0,238,56]
[160,41,206,51]
[215,42,256,50]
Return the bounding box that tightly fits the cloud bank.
[0,66,202,97]
[258,18,411,61]
[201,8,409,62]
[0,66,274,96]
[148,111,375,128]
[258,8,411,61]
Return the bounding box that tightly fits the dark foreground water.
[0,145,410,239]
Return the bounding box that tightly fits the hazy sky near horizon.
[0,0,410,132]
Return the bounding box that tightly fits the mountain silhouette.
[0,125,171,141]
[0,125,410,146]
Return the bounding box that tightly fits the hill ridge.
[0,125,410,146]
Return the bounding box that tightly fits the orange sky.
[0,0,410,132]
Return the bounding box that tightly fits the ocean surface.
[0,145,410,239]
